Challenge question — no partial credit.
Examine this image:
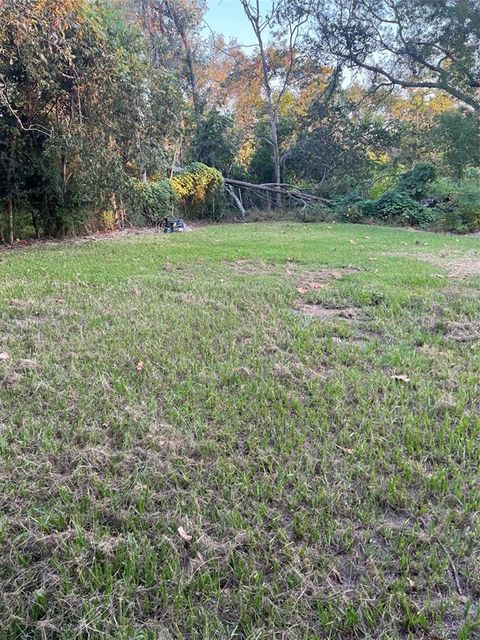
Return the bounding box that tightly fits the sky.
[204,0,266,46]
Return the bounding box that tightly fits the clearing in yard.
[1,222,480,639]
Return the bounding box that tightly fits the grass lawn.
[1,222,480,639]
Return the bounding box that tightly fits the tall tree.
[239,0,308,206]
[123,0,206,120]
[310,0,480,111]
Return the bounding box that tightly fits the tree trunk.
[32,211,40,239]
[225,185,246,219]
[164,0,202,121]
[264,101,282,208]
[241,3,282,208]
[258,57,281,206]
[7,198,14,244]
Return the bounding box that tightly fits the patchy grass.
[0,222,480,639]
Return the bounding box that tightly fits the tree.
[433,110,480,178]
[239,0,308,206]
[0,0,183,238]
[124,0,207,120]
[189,109,236,172]
[310,0,480,111]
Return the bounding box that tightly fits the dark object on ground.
[162,217,188,233]
[421,198,439,208]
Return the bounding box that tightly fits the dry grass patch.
[297,303,363,320]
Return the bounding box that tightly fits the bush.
[333,164,439,228]
[432,171,480,232]
[396,162,436,199]
[334,190,438,227]
[170,162,224,219]
[364,190,437,226]
[128,177,177,224]
[128,163,225,224]
[334,193,369,223]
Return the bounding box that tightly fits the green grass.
[1,222,480,639]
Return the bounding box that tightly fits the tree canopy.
[1,0,480,239]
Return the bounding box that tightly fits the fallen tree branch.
[224,178,331,206]
[225,184,246,219]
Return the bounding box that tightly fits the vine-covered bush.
[363,191,437,226]
[335,163,439,228]
[396,162,436,199]
[432,169,480,232]
[170,162,224,219]
[128,177,177,224]
[128,163,225,224]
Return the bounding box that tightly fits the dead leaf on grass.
[328,567,343,584]
[177,526,192,542]
[390,374,411,382]
[135,361,144,373]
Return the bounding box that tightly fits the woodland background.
[1,0,480,241]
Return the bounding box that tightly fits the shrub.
[365,190,435,226]
[128,163,225,225]
[334,193,370,223]
[128,177,177,224]
[432,172,480,232]
[170,162,224,219]
[396,162,436,199]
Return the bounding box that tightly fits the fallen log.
[224,177,329,204]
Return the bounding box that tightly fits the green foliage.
[433,110,480,179]
[0,0,183,239]
[189,109,236,173]
[249,121,276,184]
[432,169,480,233]
[285,96,397,199]
[335,163,438,228]
[129,178,177,224]
[170,162,224,219]
[396,162,437,199]
[364,191,436,226]
[129,163,225,222]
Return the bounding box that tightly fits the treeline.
[1,0,480,240]
[0,0,185,241]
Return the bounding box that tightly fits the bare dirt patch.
[297,303,362,320]
[223,259,279,275]
[381,251,480,278]
[294,267,360,291]
[444,320,480,342]
[439,256,480,278]
[294,267,361,320]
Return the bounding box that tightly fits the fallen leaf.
[391,374,410,382]
[136,361,144,373]
[0,352,9,361]
[177,526,192,542]
[296,287,308,295]
[328,567,343,584]
[307,282,323,289]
